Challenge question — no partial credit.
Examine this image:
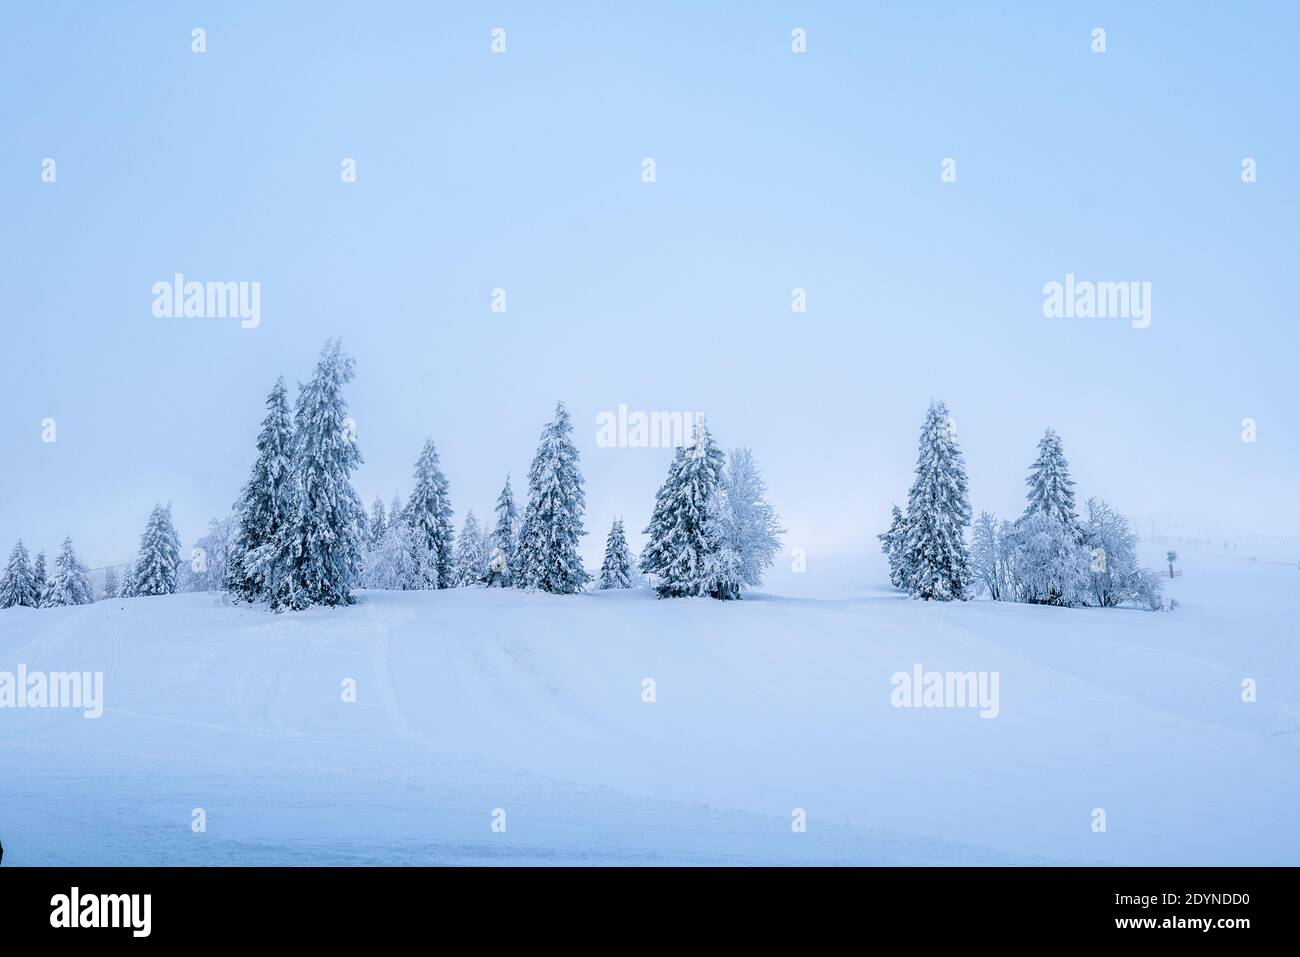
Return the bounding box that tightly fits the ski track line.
[364,604,424,742]
[0,604,121,739]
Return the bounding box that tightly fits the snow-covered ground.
[1,544,1296,865]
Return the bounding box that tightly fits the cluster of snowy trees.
[222,341,366,611]
[3,341,786,613]
[354,402,593,597]
[0,502,187,608]
[879,402,1165,610]
[640,420,784,599]
[0,538,90,608]
[352,405,783,602]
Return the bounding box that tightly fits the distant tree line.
[2,340,784,612]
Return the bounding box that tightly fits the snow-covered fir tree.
[639,416,727,598]
[405,439,455,589]
[704,448,783,599]
[226,378,296,604]
[32,551,48,604]
[355,510,370,553]
[454,512,489,586]
[1022,428,1080,537]
[101,565,119,601]
[130,503,182,596]
[275,340,366,611]
[43,537,95,607]
[899,401,972,601]
[517,402,590,594]
[878,505,909,590]
[598,519,634,589]
[117,563,136,599]
[389,492,405,527]
[486,474,518,587]
[369,496,387,545]
[0,540,38,608]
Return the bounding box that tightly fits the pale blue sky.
[2,2,1297,571]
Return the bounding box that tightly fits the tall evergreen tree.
[369,496,388,545]
[0,540,38,608]
[275,339,366,611]
[487,474,518,587]
[899,401,972,601]
[639,416,726,598]
[454,512,489,586]
[131,504,182,596]
[598,519,634,589]
[389,493,405,528]
[227,378,296,603]
[1022,428,1080,536]
[517,402,590,594]
[878,505,909,590]
[405,439,455,589]
[42,537,95,607]
[32,551,48,603]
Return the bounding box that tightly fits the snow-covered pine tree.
[0,540,38,608]
[369,496,387,545]
[355,510,370,554]
[517,402,590,594]
[899,401,972,601]
[32,551,48,604]
[389,493,405,527]
[704,447,784,599]
[598,519,634,589]
[486,474,519,587]
[878,505,909,590]
[454,512,489,586]
[130,504,182,596]
[43,537,95,607]
[101,565,119,601]
[405,439,455,589]
[226,378,296,604]
[1022,428,1081,537]
[276,339,366,611]
[117,563,136,599]
[639,416,726,598]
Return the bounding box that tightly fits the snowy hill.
[1,543,1297,865]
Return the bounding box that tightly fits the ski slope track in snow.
[1,545,1296,865]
